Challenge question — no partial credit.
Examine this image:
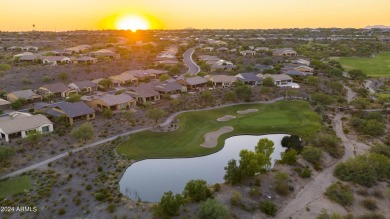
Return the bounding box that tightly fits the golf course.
[0,176,32,198]
[336,52,390,77]
[117,100,321,160]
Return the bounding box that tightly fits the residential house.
[37,83,78,98]
[126,69,168,81]
[155,60,179,66]
[0,98,11,111]
[92,49,120,59]
[109,73,138,86]
[18,54,42,63]
[176,76,208,90]
[72,56,97,64]
[240,50,257,56]
[295,59,310,66]
[0,112,53,142]
[228,49,237,54]
[41,56,71,65]
[154,82,187,94]
[273,48,297,56]
[21,46,38,51]
[65,45,91,53]
[7,46,19,51]
[7,89,42,102]
[68,80,98,93]
[199,55,221,65]
[35,101,95,125]
[235,73,262,85]
[201,47,214,52]
[126,84,161,104]
[211,60,236,72]
[294,65,314,73]
[81,93,136,110]
[255,47,269,51]
[210,75,237,88]
[13,52,33,59]
[216,47,228,52]
[257,74,294,86]
[50,50,73,56]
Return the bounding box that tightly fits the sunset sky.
[1,0,389,31]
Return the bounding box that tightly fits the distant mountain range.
[363,25,390,29]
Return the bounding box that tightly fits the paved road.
[1,97,285,180]
[182,48,200,75]
[276,113,358,219]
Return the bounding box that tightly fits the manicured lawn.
[0,176,32,198]
[335,52,390,77]
[117,100,321,160]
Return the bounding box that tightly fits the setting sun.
[116,15,150,32]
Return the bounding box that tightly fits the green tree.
[239,149,266,178]
[235,85,252,101]
[280,149,298,165]
[255,138,274,168]
[154,191,183,218]
[262,77,275,87]
[10,98,27,110]
[262,57,274,65]
[66,94,81,103]
[370,144,390,158]
[146,108,166,124]
[224,159,241,185]
[58,72,69,81]
[25,130,42,146]
[198,198,230,219]
[349,98,369,110]
[183,179,212,202]
[71,123,95,142]
[102,108,113,119]
[98,79,113,89]
[328,82,344,95]
[0,146,15,164]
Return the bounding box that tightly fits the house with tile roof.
[0,112,53,142]
[176,76,208,90]
[68,81,98,93]
[6,89,42,102]
[81,93,136,110]
[126,84,161,104]
[37,83,78,98]
[209,75,237,87]
[35,101,95,125]
[235,73,262,85]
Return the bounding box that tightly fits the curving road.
[183,47,200,75]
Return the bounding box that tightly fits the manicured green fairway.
[117,100,321,160]
[336,52,390,77]
[0,176,32,198]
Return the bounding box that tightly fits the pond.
[119,134,288,202]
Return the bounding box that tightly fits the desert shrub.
[259,200,277,216]
[360,198,378,211]
[324,182,353,206]
[357,213,386,219]
[274,172,290,196]
[95,193,106,201]
[58,208,66,215]
[280,149,298,165]
[213,183,221,192]
[230,191,242,206]
[198,198,230,219]
[302,146,322,165]
[334,153,390,187]
[249,187,261,197]
[107,204,116,213]
[299,168,312,178]
[316,209,344,219]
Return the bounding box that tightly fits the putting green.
[117,100,321,160]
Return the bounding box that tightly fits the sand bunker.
[217,115,236,122]
[200,126,234,148]
[237,109,259,114]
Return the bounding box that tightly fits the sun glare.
[116,15,149,32]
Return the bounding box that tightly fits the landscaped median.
[116,100,321,160]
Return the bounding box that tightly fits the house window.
[42,126,50,133]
